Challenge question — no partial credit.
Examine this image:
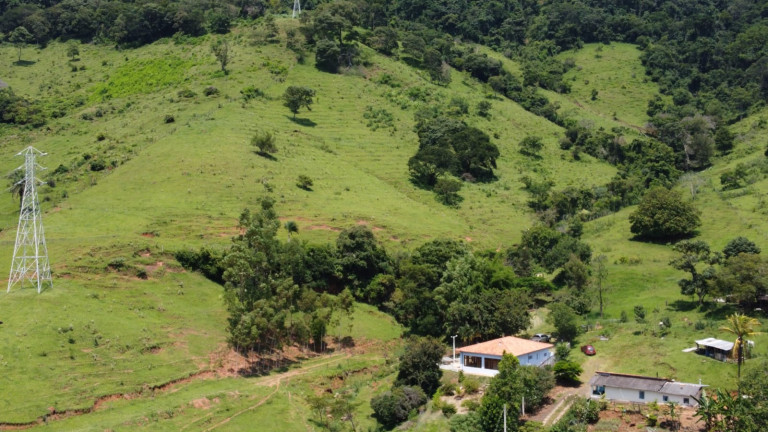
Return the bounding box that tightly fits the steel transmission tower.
[7,146,52,293]
[292,0,301,18]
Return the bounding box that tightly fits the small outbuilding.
[457,336,554,376]
[589,371,705,407]
[695,338,734,362]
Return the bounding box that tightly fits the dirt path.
[526,355,603,427]
[200,354,350,431]
[0,349,352,431]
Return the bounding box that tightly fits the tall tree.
[282,86,316,118]
[478,354,525,432]
[9,26,33,63]
[720,313,762,378]
[211,38,230,73]
[395,336,444,396]
[670,240,720,306]
[629,187,701,240]
[593,254,609,319]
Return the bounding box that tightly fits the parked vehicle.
[531,333,550,342]
[581,345,596,355]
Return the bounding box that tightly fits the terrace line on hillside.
[589,371,706,407]
[456,336,554,376]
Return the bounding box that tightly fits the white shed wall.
[601,387,697,406]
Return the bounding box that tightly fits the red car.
[581,345,596,356]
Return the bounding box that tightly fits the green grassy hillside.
[0,19,766,430]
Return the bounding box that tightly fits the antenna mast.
[292,0,301,18]
[7,146,52,294]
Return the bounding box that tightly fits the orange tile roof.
[457,336,553,357]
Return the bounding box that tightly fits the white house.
[457,336,554,376]
[589,372,706,407]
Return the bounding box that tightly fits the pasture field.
[0,18,765,429]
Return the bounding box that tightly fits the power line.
[7,146,52,294]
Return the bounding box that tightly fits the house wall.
[459,347,554,376]
[597,387,698,406]
[518,348,554,366]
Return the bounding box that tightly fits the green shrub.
[164,114,175,123]
[370,386,426,429]
[203,86,219,96]
[440,382,457,396]
[177,89,196,98]
[461,399,480,411]
[297,175,313,191]
[90,160,106,172]
[240,86,265,101]
[553,360,582,384]
[442,403,457,417]
[462,378,480,394]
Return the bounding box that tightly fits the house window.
[663,396,669,402]
[683,398,690,405]
[485,358,500,370]
[527,355,533,361]
[464,355,482,368]
[639,391,645,400]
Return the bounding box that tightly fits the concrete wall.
[597,387,697,406]
[459,347,554,376]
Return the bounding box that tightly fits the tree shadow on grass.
[668,299,698,312]
[702,302,739,320]
[401,56,422,68]
[13,60,36,67]
[254,151,277,161]
[237,356,298,377]
[287,116,316,127]
[628,231,700,245]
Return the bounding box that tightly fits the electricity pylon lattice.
[7,146,52,294]
[292,0,301,18]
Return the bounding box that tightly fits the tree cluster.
[0,0,275,47]
[370,336,443,429]
[179,219,586,346]
[695,359,768,432]
[408,115,499,189]
[0,87,45,126]
[670,236,767,307]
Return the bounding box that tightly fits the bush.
[555,343,571,360]
[634,305,646,323]
[442,404,457,417]
[296,175,313,190]
[251,131,277,154]
[476,100,492,117]
[371,386,426,429]
[164,114,175,123]
[240,86,265,101]
[461,399,480,411]
[440,382,457,396]
[203,86,219,96]
[177,89,197,98]
[90,160,106,172]
[462,378,480,394]
[553,360,582,384]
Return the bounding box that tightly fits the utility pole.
[7,146,52,294]
[451,334,458,367]
[292,0,301,18]
[503,403,507,432]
